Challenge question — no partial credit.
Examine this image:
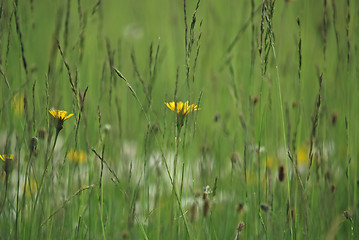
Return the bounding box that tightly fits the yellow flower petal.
[0,154,14,162]
[49,109,73,122]
[165,102,175,112]
[165,100,200,116]
[177,101,184,114]
[63,113,74,121]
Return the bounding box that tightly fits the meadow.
[0,0,358,239]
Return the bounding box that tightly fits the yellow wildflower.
[67,149,87,164]
[1,154,14,179]
[12,93,24,115]
[165,101,199,116]
[165,100,199,129]
[49,109,74,132]
[49,109,74,121]
[0,154,14,162]
[297,145,309,166]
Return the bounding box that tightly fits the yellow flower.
[1,154,14,178]
[297,145,309,166]
[0,154,14,162]
[49,109,74,132]
[49,109,74,121]
[67,149,87,164]
[12,93,24,115]
[165,101,199,116]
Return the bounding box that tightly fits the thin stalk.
[21,151,34,217]
[113,68,191,238]
[171,125,181,237]
[270,41,293,239]
[29,130,60,237]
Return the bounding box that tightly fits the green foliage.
[0,0,358,239]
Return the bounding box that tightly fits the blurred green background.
[0,0,358,239]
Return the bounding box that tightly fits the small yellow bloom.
[0,154,14,162]
[49,109,74,121]
[165,101,199,116]
[1,154,14,178]
[49,109,74,132]
[12,93,24,115]
[67,149,87,164]
[297,145,309,166]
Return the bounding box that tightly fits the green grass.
[0,0,358,239]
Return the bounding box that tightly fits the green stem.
[29,130,59,238]
[171,124,181,237]
[271,41,293,239]
[99,184,106,240]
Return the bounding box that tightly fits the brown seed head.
[260,203,270,212]
[331,111,338,125]
[214,113,221,122]
[251,95,259,105]
[343,210,352,222]
[278,164,285,182]
[236,203,244,214]
[325,171,331,182]
[29,137,38,153]
[203,192,209,201]
[203,199,210,217]
[121,230,129,239]
[331,183,336,193]
[190,203,198,222]
[237,221,245,232]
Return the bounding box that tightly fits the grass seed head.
[237,221,245,232]
[190,203,198,222]
[203,198,210,217]
[343,210,352,222]
[331,183,336,193]
[260,203,270,212]
[29,137,38,153]
[331,111,338,125]
[325,170,331,182]
[121,230,129,239]
[278,164,285,182]
[236,203,244,214]
[251,95,259,105]
[214,113,220,122]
